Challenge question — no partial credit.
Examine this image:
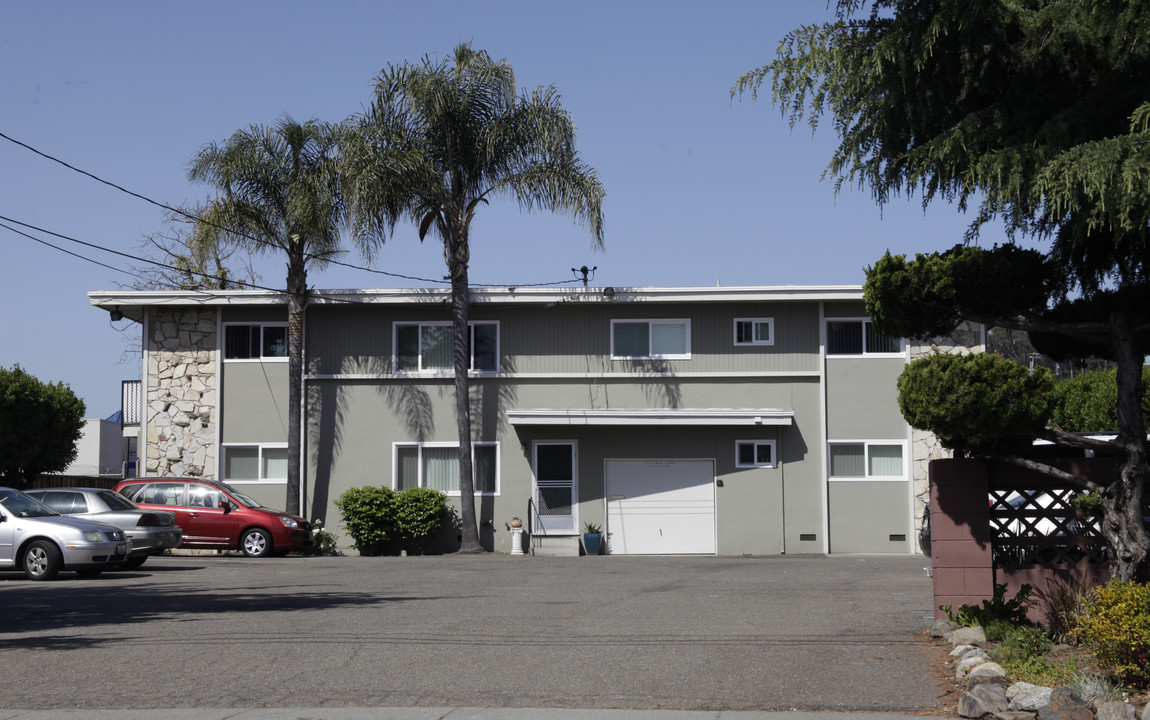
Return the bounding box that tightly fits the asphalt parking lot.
[0,554,941,713]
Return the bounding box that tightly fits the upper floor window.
[611,319,690,360]
[734,318,774,346]
[394,442,499,495]
[826,319,902,356]
[224,324,287,360]
[394,322,498,373]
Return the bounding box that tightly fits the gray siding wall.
[306,301,823,376]
[219,363,289,443]
[828,481,910,554]
[825,358,907,439]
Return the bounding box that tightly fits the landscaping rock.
[967,662,1009,687]
[961,682,1010,718]
[953,643,982,657]
[995,712,1039,720]
[1008,682,1054,712]
[1141,702,1150,720]
[950,626,988,648]
[1038,688,1094,720]
[1096,702,1137,720]
[932,618,960,637]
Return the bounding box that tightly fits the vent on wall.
[890,534,906,542]
[799,533,816,541]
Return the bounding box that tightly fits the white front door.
[534,442,577,534]
[606,459,716,554]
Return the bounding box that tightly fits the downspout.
[818,301,830,555]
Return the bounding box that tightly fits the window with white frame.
[736,440,777,468]
[224,324,288,360]
[394,322,498,372]
[611,319,690,359]
[826,319,902,355]
[223,444,288,482]
[393,442,499,495]
[734,318,774,346]
[828,442,906,479]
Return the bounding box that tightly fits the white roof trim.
[89,284,863,310]
[506,409,795,426]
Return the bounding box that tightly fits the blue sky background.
[1,1,1010,416]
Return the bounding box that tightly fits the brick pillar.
[930,459,994,619]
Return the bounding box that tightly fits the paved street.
[0,554,941,713]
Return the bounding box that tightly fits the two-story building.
[89,284,977,555]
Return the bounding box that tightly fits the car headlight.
[278,516,299,528]
[82,531,104,542]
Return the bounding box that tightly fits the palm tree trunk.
[285,253,307,517]
[450,240,483,553]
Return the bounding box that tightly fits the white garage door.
[605,459,716,555]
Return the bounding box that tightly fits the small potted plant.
[583,521,603,556]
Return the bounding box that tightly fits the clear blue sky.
[0,1,1006,417]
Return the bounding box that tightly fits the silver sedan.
[0,487,130,580]
[24,487,182,569]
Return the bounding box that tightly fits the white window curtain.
[261,447,288,480]
[829,444,865,477]
[651,322,686,355]
[421,326,452,370]
[226,447,259,480]
[396,446,419,489]
[423,447,458,492]
[868,445,904,476]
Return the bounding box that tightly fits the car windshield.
[217,482,266,510]
[97,490,138,511]
[0,489,61,518]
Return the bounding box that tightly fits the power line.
[0,130,591,290]
[0,214,583,305]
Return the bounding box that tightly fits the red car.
[114,478,311,558]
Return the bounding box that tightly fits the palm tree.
[342,44,605,552]
[189,116,350,516]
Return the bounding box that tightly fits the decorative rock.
[995,712,1039,720]
[958,656,999,680]
[1097,702,1137,720]
[1008,682,1053,712]
[950,626,988,648]
[952,643,980,657]
[966,662,1009,687]
[960,683,1009,718]
[931,618,959,637]
[1038,688,1093,720]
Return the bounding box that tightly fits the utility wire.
[0,130,590,290]
[1,214,583,304]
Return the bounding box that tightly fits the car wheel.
[241,528,273,558]
[122,555,148,569]
[23,540,62,581]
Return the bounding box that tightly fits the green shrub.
[942,583,1034,628]
[308,519,341,556]
[334,486,395,553]
[392,487,447,553]
[1075,580,1150,687]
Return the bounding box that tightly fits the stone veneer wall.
[909,321,983,551]
[146,308,217,478]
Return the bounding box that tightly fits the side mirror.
[218,500,231,514]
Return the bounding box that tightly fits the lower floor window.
[735,440,777,468]
[394,442,498,495]
[223,444,288,482]
[828,442,905,479]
